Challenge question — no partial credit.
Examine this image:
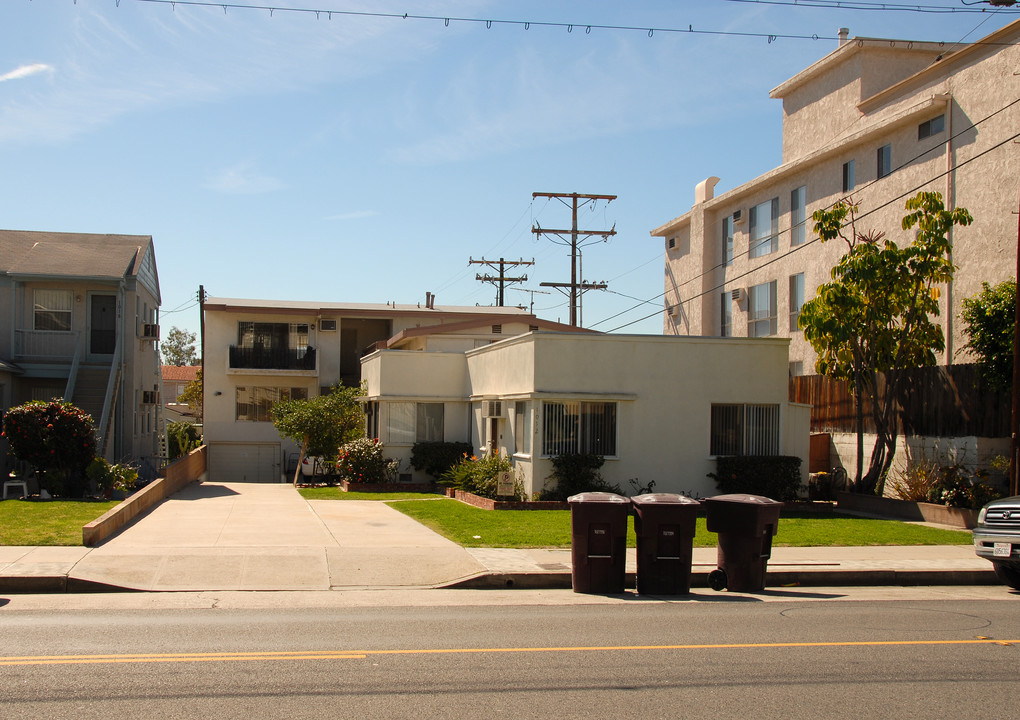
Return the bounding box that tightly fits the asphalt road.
[2,587,1019,719]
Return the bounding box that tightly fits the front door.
[89,295,117,356]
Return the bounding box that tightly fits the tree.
[961,279,1016,391]
[799,191,972,496]
[177,369,203,422]
[161,326,197,366]
[167,420,202,460]
[271,384,366,483]
[1,399,97,496]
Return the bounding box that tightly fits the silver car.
[973,494,1020,590]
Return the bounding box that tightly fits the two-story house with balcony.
[0,230,164,472]
[201,295,583,482]
[652,20,1020,376]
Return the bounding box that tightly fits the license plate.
[994,542,1012,557]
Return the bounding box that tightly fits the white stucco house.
[362,332,811,499]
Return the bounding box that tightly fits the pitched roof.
[0,229,153,280]
[162,365,200,383]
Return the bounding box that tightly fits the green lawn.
[298,487,444,502]
[388,498,973,549]
[0,498,120,546]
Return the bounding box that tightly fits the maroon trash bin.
[632,493,701,595]
[704,493,782,593]
[567,492,630,594]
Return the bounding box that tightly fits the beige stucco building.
[362,333,811,499]
[201,296,584,482]
[652,21,1020,375]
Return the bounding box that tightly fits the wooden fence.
[789,364,1011,438]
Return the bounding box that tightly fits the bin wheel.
[708,568,727,592]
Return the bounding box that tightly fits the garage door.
[208,443,280,483]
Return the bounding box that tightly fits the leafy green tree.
[799,191,972,495]
[961,279,1016,391]
[271,384,366,483]
[1,399,97,496]
[178,369,203,422]
[161,326,198,366]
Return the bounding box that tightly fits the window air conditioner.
[141,323,159,340]
[482,400,503,418]
[668,304,681,318]
[731,288,746,303]
[732,209,745,225]
[319,319,337,331]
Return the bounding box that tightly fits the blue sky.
[2,1,1016,341]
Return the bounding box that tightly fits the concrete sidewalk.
[0,481,998,594]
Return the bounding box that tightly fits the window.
[748,198,779,258]
[710,404,780,456]
[842,160,855,193]
[720,292,732,337]
[789,273,805,332]
[877,144,892,179]
[365,401,380,440]
[542,401,617,456]
[918,114,945,140]
[748,280,777,337]
[34,289,73,332]
[386,402,444,443]
[789,361,804,377]
[790,186,806,246]
[237,322,309,353]
[235,386,308,422]
[416,403,444,442]
[721,215,734,266]
[514,401,531,455]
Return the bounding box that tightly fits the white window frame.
[542,401,617,457]
[789,273,805,332]
[720,292,732,337]
[386,401,445,444]
[235,386,308,422]
[710,403,780,456]
[722,215,734,266]
[33,289,73,332]
[790,186,806,247]
[748,198,779,259]
[748,280,778,337]
[514,401,531,456]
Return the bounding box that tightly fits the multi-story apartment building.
[0,230,164,471]
[201,296,582,483]
[652,21,1020,375]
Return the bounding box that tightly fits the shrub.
[411,441,473,480]
[897,446,1004,510]
[336,438,394,484]
[167,421,202,460]
[440,451,525,500]
[1,399,96,497]
[891,453,942,502]
[708,456,803,503]
[541,454,621,502]
[86,458,139,494]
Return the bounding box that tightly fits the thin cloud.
[0,63,52,83]
[203,162,284,195]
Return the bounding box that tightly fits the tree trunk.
[293,436,309,485]
[854,370,864,491]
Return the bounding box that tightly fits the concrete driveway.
[67,482,487,592]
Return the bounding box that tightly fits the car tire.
[992,562,1020,590]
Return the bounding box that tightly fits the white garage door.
[208,443,280,483]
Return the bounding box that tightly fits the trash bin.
[704,493,783,593]
[631,493,701,595]
[567,491,630,594]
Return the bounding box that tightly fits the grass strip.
[298,487,445,502]
[0,498,121,546]
[387,499,973,548]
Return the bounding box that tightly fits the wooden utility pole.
[1011,188,1020,496]
[469,257,534,306]
[532,192,617,327]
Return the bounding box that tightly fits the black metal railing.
[228,345,316,370]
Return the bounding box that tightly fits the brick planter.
[454,489,570,511]
[340,480,437,494]
[836,491,979,529]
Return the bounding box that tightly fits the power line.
[588,93,1020,330]
[721,0,1018,13]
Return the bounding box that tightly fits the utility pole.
[532,192,616,327]
[469,257,534,306]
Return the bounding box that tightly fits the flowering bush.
[86,458,139,494]
[440,451,525,500]
[2,400,96,496]
[336,438,396,484]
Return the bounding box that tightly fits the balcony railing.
[228,345,316,371]
[15,330,79,360]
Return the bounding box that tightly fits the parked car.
[299,455,331,477]
[973,494,1020,590]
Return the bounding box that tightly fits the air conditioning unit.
[732,209,745,225]
[141,323,159,340]
[668,304,682,318]
[319,319,337,331]
[482,400,503,418]
[731,288,746,303]
[141,390,160,405]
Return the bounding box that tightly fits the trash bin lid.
[631,493,700,506]
[567,491,630,504]
[705,493,782,505]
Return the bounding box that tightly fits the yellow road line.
[0,638,1015,667]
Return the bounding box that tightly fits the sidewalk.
[0,482,998,594]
